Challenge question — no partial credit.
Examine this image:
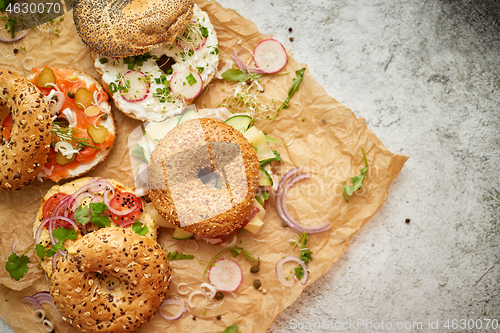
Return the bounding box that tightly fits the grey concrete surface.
[1,0,499,332]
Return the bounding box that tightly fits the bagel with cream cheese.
[74,0,220,122]
[34,177,157,278]
[0,69,51,191]
[28,67,116,182]
[148,117,260,237]
[50,227,170,333]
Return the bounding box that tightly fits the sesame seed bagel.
[73,0,194,58]
[148,117,260,237]
[34,177,157,278]
[0,69,51,190]
[50,227,170,333]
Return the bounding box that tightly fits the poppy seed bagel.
[0,69,51,191]
[73,0,195,58]
[148,118,260,237]
[50,227,170,333]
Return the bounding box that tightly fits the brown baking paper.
[0,0,408,332]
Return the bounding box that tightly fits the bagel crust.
[148,118,260,237]
[73,0,194,58]
[0,69,51,191]
[50,228,170,333]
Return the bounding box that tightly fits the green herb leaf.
[221,68,248,82]
[109,82,118,94]
[186,73,197,86]
[52,227,78,243]
[5,253,30,281]
[99,58,108,64]
[259,150,283,167]
[167,251,194,260]
[74,204,90,225]
[132,221,148,236]
[35,244,45,259]
[200,26,209,38]
[270,67,306,121]
[197,66,205,74]
[295,265,305,280]
[222,325,239,333]
[342,148,369,203]
[264,134,281,143]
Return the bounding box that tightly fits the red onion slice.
[232,48,248,74]
[159,298,187,320]
[0,29,29,43]
[275,255,308,286]
[32,291,58,313]
[11,240,18,255]
[35,216,79,244]
[276,168,331,234]
[71,192,95,212]
[20,296,41,310]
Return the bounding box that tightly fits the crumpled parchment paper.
[0,0,408,332]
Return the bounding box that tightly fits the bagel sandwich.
[28,67,116,183]
[73,0,220,122]
[147,117,261,238]
[34,177,157,278]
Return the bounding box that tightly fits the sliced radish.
[169,69,203,101]
[208,259,243,292]
[176,22,207,51]
[119,70,150,102]
[254,39,288,74]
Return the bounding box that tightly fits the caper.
[214,291,224,300]
[253,279,261,290]
[100,113,108,121]
[50,142,56,149]
[250,265,260,273]
[67,91,75,98]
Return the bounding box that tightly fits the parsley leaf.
[74,204,90,225]
[5,253,30,281]
[167,251,194,260]
[53,227,78,243]
[200,26,209,38]
[269,67,306,121]
[35,244,45,259]
[36,227,79,259]
[221,68,249,82]
[132,221,148,236]
[295,266,305,280]
[342,148,369,203]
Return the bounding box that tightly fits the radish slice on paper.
[254,39,288,74]
[176,22,207,51]
[208,259,243,292]
[169,69,203,101]
[119,70,150,102]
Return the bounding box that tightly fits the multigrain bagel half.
[148,118,260,237]
[28,67,116,182]
[34,177,157,278]
[0,69,51,191]
[73,0,194,58]
[50,228,170,333]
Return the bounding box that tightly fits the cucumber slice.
[172,227,194,240]
[243,126,276,160]
[258,167,273,186]
[177,109,197,125]
[225,115,253,133]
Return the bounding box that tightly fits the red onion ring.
[21,291,58,313]
[232,48,248,74]
[70,192,95,212]
[159,298,187,320]
[35,216,79,244]
[11,240,18,255]
[276,168,331,234]
[275,255,308,286]
[0,29,29,43]
[20,296,41,310]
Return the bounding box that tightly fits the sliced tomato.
[42,193,74,229]
[108,192,143,226]
[1,114,12,140]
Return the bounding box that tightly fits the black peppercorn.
[13,48,18,54]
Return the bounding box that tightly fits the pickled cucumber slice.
[75,88,94,109]
[55,151,76,165]
[225,115,253,133]
[87,125,109,144]
[36,68,56,88]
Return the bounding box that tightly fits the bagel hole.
[156,55,176,75]
[197,167,224,190]
[95,272,122,293]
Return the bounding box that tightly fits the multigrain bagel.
[50,228,171,333]
[148,118,260,237]
[0,69,51,191]
[73,0,195,58]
